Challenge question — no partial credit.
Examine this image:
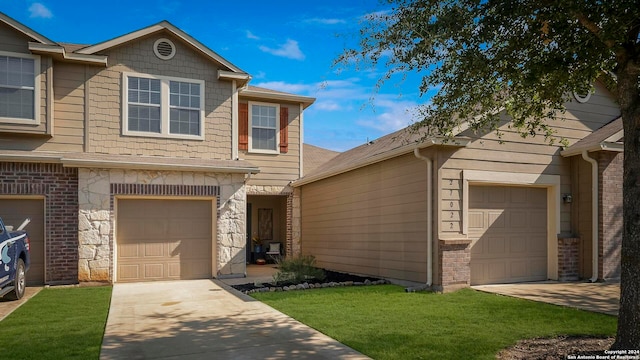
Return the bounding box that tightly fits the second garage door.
[469,185,547,285]
[116,199,214,283]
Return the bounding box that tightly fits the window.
[123,72,204,139]
[0,51,40,124]
[249,102,279,153]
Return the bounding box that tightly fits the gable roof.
[561,117,624,157]
[303,144,339,175]
[75,20,246,74]
[0,11,55,44]
[293,127,470,186]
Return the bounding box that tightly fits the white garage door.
[116,199,214,283]
[469,186,547,285]
[0,198,45,285]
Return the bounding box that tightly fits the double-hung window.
[123,72,204,139]
[0,51,40,124]
[249,102,280,153]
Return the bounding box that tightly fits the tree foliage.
[338,0,640,349]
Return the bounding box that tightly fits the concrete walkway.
[473,281,620,316]
[100,279,369,360]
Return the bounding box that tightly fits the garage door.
[116,199,213,283]
[0,198,45,285]
[469,186,547,285]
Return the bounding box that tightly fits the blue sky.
[1,0,430,151]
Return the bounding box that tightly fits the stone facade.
[0,162,78,284]
[77,168,246,282]
[598,151,623,280]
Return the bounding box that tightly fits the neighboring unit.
[0,12,314,285]
[294,83,622,291]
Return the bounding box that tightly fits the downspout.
[413,148,433,287]
[582,150,599,282]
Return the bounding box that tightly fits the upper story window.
[122,72,204,140]
[249,102,280,153]
[0,51,40,124]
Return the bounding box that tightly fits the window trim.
[0,51,41,125]
[122,71,205,140]
[248,101,280,154]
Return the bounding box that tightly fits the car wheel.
[6,259,26,300]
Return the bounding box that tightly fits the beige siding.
[242,103,301,187]
[0,23,51,136]
[85,33,232,159]
[301,153,429,282]
[441,83,619,239]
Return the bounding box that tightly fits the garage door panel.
[117,199,213,283]
[470,186,547,285]
[0,198,45,285]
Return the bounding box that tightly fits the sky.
[1,0,431,151]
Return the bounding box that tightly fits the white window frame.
[122,72,205,140]
[248,101,280,154]
[0,51,41,125]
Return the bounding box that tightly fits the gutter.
[413,148,433,287]
[582,150,599,282]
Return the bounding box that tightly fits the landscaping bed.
[231,269,386,294]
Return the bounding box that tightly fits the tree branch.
[572,11,616,49]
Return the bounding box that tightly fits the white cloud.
[29,3,53,18]
[259,39,305,60]
[253,71,266,79]
[246,30,260,40]
[253,81,315,94]
[305,18,346,25]
[314,101,341,111]
[356,98,420,132]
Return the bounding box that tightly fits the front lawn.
[0,286,112,360]
[253,285,617,360]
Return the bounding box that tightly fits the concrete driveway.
[100,279,369,360]
[473,281,620,316]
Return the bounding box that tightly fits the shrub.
[273,255,326,285]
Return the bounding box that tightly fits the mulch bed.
[497,335,616,359]
[230,269,383,293]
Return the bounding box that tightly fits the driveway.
[100,279,369,360]
[473,281,620,316]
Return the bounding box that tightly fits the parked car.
[0,217,31,300]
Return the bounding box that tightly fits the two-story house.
[0,12,314,285]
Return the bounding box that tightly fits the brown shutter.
[280,106,289,153]
[239,103,248,151]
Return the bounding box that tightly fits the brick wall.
[558,237,580,281]
[598,151,622,280]
[0,162,78,284]
[438,239,471,292]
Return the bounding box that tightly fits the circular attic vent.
[573,91,592,103]
[153,38,176,60]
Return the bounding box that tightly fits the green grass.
[253,285,617,360]
[0,286,112,360]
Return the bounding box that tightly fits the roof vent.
[573,91,592,103]
[153,38,176,60]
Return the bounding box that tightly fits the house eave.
[0,12,56,45]
[28,42,108,65]
[61,158,260,174]
[240,88,316,109]
[292,137,470,187]
[561,142,624,157]
[218,70,251,87]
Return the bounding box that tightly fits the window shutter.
[280,106,289,153]
[239,103,248,150]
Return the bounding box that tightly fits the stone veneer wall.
[557,237,580,281]
[245,184,301,258]
[598,151,623,280]
[438,239,472,292]
[0,162,78,284]
[78,168,246,282]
